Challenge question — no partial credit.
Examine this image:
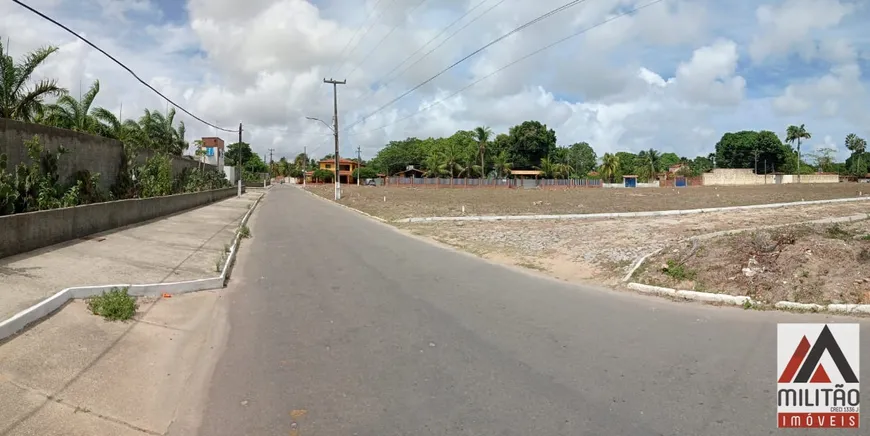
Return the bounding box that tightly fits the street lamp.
[306,116,340,200]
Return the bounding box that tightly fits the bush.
[87,287,138,321]
[662,259,696,281]
[312,168,334,182]
[239,224,251,238]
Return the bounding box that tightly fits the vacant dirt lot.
[308,183,868,221]
[635,220,870,305]
[397,202,870,290]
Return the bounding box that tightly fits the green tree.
[659,152,680,171]
[505,120,557,169]
[312,168,333,182]
[368,137,426,175]
[614,152,636,179]
[226,142,254,167]
[353,166,378,181]
[45,80,102,133]
[715,130,791,172]
[491,149,512,178]
[785,124,811,181]
[138,108,187,155]
[0,40,66,121]
[845,133,867,176]
[473,126,492,177]
[808,147,837,173]
[293,152,309,170]
[565,142,596,176]
[599,153,620,183]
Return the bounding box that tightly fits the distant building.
[199,137,225,168]
[319,158,361,184]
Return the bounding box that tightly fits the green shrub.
[87,287,138,321]
[239,225,251,238]
[662,259,697,281]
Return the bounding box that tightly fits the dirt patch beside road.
[398,202,870,290]
[308,183,868,221]
[635,220,870,305]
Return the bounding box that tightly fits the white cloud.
[0,0,868,164]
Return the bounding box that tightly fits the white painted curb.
[396,196,870,223]
[0,193,265,342]
[297,186,388,222]
[627,282,870,314]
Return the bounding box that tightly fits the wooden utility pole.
[323,78,346,200]
[303,145,307,187]
[357,146,361,186]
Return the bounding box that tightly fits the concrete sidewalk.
[0,191,260,323]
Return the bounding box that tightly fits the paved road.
[196,186,867,435]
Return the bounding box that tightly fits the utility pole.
[303,145,307,187]
[268,148,275,179]
[754,148,758,174]
[324,78,346,200]
[357,146,361,186]
[237,123,242,197]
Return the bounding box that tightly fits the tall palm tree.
[45,80,101,133]
[645,148,660,182]
[845,133,866,176]
[786,124,811,182]
[599,153,620,183]
[139,108,187,155]
[473,126,492,179]
[0,40,66,121]
[439,140,464,180]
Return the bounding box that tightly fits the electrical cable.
[348,0,504,105]
[346,0,665,136]
[10,0,240,133]
[343,0,590,131]
[332,0,400,79]
[324,0,387,82]
[344,0,430,80]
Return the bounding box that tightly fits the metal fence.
[384,177,602,188]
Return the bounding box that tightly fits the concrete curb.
[395,196,870,223]
[297,186,388,222]
[0,192,265,342]
[627,282,870,315]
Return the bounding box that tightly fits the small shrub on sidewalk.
[87,287,138,321]
[239,225,251,238]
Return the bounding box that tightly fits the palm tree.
[786,124,811,182]
[423,152,444,177]
[845,133,867,176]
[535,157,570,179]
[599,153,620,183]
[91,107,149,150]
[138,108,187,155]
[645,148,660,182]
[45,80,101,133]
[491,150,512,178]
[439,140,464,180]
[473,126,492,179]
[0,40,66,121]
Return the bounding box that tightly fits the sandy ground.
[398,202,870,289]
[308,183,869,221]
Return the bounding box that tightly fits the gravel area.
[308,183,868,221]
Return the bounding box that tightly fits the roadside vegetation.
[636,220,870,305]
[0,38,231,217]
[86,287,138,321]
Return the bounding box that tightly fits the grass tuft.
[239,225,251,238]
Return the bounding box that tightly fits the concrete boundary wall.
[0,192,264,342]
[1,118,217,192]
[397,196,870,223]
[0,187,238,259]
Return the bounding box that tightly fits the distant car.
[365,178,377,186]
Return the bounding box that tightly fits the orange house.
[319,158,361,184]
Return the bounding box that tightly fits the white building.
[199,137,225,169]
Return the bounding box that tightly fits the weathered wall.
[0,118,215,192]
[701,169,839,185]
[0,187,238,259]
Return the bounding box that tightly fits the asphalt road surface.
[196,185,868,435]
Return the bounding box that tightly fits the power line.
[10,0,239,133]
[348,0,504,105]
[346,0,666,137]
[345,0,430,80]
[333,0,400,79]
[343,0,590,131]
[324,0,387,82]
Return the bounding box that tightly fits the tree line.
[283,121,867,182]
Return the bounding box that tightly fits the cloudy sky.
[2,0,868,163]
